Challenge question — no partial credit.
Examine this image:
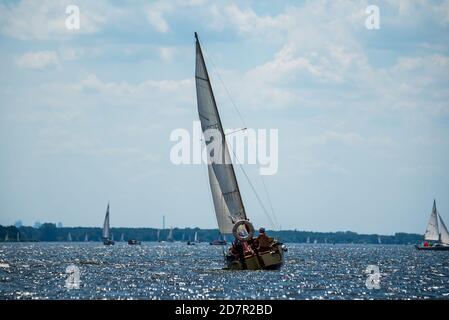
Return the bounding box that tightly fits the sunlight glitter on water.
[0,242,448,299]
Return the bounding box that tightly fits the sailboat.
[194,33,285,270]
[167,227,174,242]
[17,232,20,242]
[187,234,195,245]
[67,232,72,242]
[120,233,125,242]
[194,231,199,243]
[157,229,161,242]
[4,233,8,242]
[84,233,89,242]
[102,203,115,245]
[210,233,227,245]
[416,200,449,250]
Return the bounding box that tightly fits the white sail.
[120,233,125,242]
[84,233,88,242]
[17,232,20,242]
[5,233,8,241]
[194,33,247,234]
[438,214,449,245]
[424,200,439,241]
[157,229,160,241]
[167,227,173,241]
[194,232,198,242]
[103,204,110,239]
[67,233,72,242]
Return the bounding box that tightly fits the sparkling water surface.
[0,242,448,299]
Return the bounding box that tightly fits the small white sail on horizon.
[84,233,88,242]
[424,200,440,241]
[194,231,199,243]
[167,227,174,242]
[120,233,125,242]
[157,229,160,241]
[67,233,72,242]
[438,213,449,245]
[17,232,20,242]
[103,203,111,240]
[5,233,8,241]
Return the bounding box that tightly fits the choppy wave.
[0,242,448,299]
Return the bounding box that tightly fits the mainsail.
[167,227,173,241]
[438,214,449,245]
[194,32,247,234]
[424,200,439,241]
[103,203,111,239]
[194,231,198,242]
[67,233,72,242]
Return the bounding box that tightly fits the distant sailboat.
[4,233,9,242]
[210,233,227,245]
[102,203,115,245]
[67,233,72,242]
[167,227,174,242]
[120,233,125,242]
[187,234,195,246]
[194,231,199,243]
[306,237,310,244]
[313,239,317,244]
[17,232,20,242]
[157,229,161,242]
[194,32,285,270]
[416,200,449,250]
[377,236,382,244]
[84,233,89,242]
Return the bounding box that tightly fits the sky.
[0,0,448,234]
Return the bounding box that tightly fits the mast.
[424,199,439,241]
[194,32,247,234]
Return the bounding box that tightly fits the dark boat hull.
[210,240,227,245]
[103,239,115,245]
[226,242,285,271]
[128,240,141,245]
[415,244,449,251]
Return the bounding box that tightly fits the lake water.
[0,242,448,299]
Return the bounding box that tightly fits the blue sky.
[0,0,448,234]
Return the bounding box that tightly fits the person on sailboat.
[255,228,273,252]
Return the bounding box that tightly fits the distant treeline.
[0,223,422,244]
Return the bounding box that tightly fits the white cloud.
[159,46,177,62]
[16,51,60,69]
[146,3,172,33]
[0,0,117,40]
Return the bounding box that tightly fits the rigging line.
[227,143,277,230]
[259,174,280,231]
[201,46,247,129]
